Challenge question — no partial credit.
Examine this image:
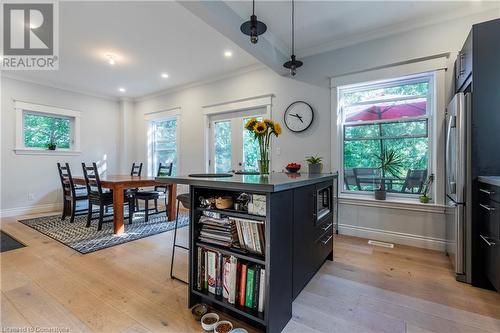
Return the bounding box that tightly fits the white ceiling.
[227,1,500,57]
[4,1,258,99]
[4,1,499,99]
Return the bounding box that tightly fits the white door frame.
[202,94,273,173]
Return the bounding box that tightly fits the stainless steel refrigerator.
[445,92,472,283]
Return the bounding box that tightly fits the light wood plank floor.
[1,212,499,333]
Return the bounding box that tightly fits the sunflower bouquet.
[244,118,282,174]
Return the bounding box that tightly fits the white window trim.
[202,94,273,173]
[331,55,448,206]
[144,107,181,177]
[14,100,81,155]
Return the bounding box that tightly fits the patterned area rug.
[19,211,189,254]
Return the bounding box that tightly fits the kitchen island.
[157,172,338,332]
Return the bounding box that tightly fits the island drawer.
[479,182,500,204]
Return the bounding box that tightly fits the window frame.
[14,100,81,155]
[338,72,435,199]
[145,107,181,177]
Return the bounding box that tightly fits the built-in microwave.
[316,183,332,223]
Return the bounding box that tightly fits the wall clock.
[284,101,314,132]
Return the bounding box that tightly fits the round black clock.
[284,101,314,132]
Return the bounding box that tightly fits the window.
[150,117,178,175]
[14,101,81,155]
[339,73,433,196]
[210,114,262,173]
[23,113,71,149]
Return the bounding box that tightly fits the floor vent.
[368,240,394,248]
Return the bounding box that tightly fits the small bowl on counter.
[229,328,248,333]
[285,163,301,173]
[201,313,220,331]
[214,320,233,333]
[191,303,208,321]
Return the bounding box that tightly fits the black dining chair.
[134,163,173,222]
[57,163,88,223]
[82,162,135,231]
[170,193,190,284]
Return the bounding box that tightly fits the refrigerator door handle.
[446,114,456,195]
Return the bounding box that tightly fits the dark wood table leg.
[167,184,177,221]
[113,184,125,235]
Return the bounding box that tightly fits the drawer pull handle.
[479,188,495,195]
[480,204,495,212]
[322,223,332,231]
[480,235,497,247]
[321,235,333,245]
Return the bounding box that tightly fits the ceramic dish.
[191,303,208,321]
[201,313,219,331]
[213,320,233,333]
[229,328,248,333]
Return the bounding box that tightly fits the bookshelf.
[178,173,338,333]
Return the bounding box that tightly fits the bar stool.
[170,193,190,284]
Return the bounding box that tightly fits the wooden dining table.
[73,175,177,235]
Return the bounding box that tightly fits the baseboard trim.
[338,223,446,251]
[0,203,62,218]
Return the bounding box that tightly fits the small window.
[14,101,80,155]
[23,113,72,149]
[339,73,433,196]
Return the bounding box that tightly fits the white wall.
[0,76,121,216]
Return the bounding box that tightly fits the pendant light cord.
[252,0,255,15]
[291,0,295,55]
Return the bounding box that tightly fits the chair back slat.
[57,162,77,197]
[130,162,143,176]
[401,169,428,194]
[82,162,104,195]
[157,162,173,177]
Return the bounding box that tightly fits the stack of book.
[196,247,265,313]
[232,217,265,255]
[198,216,239,247]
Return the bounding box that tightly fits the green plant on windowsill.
[374,148,404,200]
[305,155,323,174]
[47,141,57,150]
[419,174,434,203]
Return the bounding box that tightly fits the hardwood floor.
[1,212,499,333]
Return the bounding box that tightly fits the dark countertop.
[156,172,337,192]
[478,176,500,187]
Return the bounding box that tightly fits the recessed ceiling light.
[161,73,169,79]
[224,50,233,58]
[118,87,126,93]
[106,54,116,65]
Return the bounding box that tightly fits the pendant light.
[240,0,267,44]
[283,0,303,76]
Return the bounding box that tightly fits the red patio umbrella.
[345,98,426,122]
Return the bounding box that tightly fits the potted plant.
[419,174,434,203]
[47,141,57,150]
[374,149,404,200]
[306,155,323,174]
[244,118,282,175]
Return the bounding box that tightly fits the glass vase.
[258,159,270,175]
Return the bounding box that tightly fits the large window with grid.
[338,73,434,196]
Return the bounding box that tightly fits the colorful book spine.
[228,256,237,304]
[207,251,216,294]
[216,253,223,296]
[204,251,208,290]
[258,268,265,312]
[252,266,260,310]
[196,247,202,290]
[222,256,230,300]
[239,263,247,307]
[245,266,255,308]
